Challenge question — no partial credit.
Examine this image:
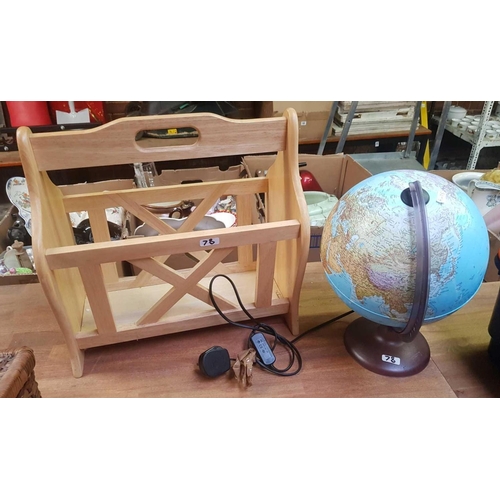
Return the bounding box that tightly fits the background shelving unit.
[440,101,499,170]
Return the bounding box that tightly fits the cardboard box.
[273,102,333,142]
[296,111,332,142]
[58,178,134,196]
[154,165,241,187]
[273,102,333,114]
[241,154,372,262]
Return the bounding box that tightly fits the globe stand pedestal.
[344,317,430,377]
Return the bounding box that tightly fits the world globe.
[320,169,490,376]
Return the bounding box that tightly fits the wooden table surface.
[1,261,498,398]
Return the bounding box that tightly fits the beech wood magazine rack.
[17,109,310,378]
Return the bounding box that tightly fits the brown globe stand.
[344,180,431,377]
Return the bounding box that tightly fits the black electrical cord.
[208,274,355,377]
[208,274,303,377]
[291,310,355,344]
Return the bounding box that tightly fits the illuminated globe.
[320,169,490,330]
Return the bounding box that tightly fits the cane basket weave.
[0,347,42,398]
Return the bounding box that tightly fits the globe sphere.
[320,169,490,329]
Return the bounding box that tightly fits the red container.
[6,101,52,127]
[300,170,323,191]
[48,101,106,123]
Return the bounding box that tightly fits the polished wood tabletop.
[1,262,498,397]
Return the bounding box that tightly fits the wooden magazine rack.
[17,109,310,378]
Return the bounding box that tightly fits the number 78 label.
[382,354,401,365]
[200,237,220,247]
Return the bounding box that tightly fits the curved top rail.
[19,113,288,171]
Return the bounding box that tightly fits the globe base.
[344,317,430,377]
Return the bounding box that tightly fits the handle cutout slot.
[136,127,199,147]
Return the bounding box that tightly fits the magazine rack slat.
[17,109,310,378]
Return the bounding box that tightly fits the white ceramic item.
[208,211,237,228]
[3,246,21,269]
[447,106,467,120]
[134,215,225,237]
[467,179,500,216]
[5,177,32,236]
[451,171,483,192]
[304,191,339,227]
[69,207,126,230]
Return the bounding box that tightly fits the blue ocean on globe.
[320,169,490,328]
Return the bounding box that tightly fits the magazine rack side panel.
[17,127,86,376]
[267,109,310,335]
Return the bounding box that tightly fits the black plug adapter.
[198,346,231,378]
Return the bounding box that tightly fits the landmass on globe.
[320,170,489,328]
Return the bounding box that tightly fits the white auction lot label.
[200,237,220,247]
[382,354,401,365]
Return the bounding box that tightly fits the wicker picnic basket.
[0,347,42,398]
